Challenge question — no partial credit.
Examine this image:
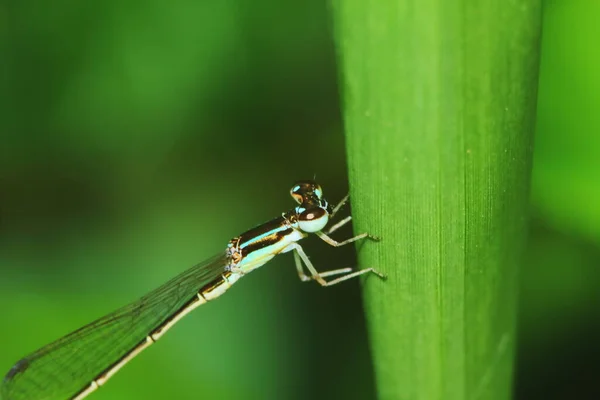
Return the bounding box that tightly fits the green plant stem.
[331,1,541,400]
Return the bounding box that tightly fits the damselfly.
[1,180,385,400]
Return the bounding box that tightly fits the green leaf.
[331,1,542,399]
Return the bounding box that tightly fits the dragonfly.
[1,180,385,400]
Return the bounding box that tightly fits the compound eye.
[312,185,323,200]
[298,207,328,233]
[290,180,323,204]
[290,185,304,204]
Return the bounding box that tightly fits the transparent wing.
[1,252,228,400]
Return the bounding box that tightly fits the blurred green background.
[1,0,598,399]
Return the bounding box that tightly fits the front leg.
[325,215,352,235]
[324,193,381,245]
[316,230,380,248]
[330,193,350,218]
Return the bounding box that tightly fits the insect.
[1,180,385,400]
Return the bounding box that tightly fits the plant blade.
[331,1,542,399]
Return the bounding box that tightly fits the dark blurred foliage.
[1,0,598,399]
[515,1,600,399]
